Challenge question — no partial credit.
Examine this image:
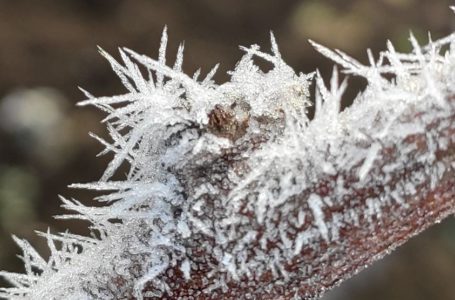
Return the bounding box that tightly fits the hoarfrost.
[1,12,455,300]
[358,143,381,181]
[308,194,329,242]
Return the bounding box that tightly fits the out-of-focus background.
[0,1,454,299]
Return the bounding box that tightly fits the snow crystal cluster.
[1,10,455,298]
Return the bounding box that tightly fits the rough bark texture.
[142,97,455,299]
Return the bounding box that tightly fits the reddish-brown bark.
[139,97,455,299]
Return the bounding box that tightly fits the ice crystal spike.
[1,15,455,300]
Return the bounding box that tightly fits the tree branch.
[142,96,455,299]
[1,23,455,300]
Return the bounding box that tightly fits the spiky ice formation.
[1,17,455,300]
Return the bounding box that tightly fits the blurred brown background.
[0,1,454,299]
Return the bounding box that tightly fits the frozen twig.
[1,16,455,300]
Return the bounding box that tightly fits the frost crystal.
[1,16,455,300]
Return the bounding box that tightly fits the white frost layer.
[308,194,329,242]
[1,16,455,299]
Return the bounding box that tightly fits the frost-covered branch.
[1,15,455,300]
